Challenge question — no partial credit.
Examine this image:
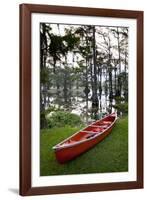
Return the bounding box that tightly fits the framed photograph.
[19,4,143,196]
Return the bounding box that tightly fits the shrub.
[112,102,128,115]
[46,111,83,128]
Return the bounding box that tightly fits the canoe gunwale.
[52,113,117,151]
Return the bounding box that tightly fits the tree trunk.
[124,51,128,101]
[92,26,98,119]
[40,24,48,129]
[117,27,122,97]
[63,67,68,108]
[108,36,113,114]
[105,68,108,112]
[114,66,117,96]
[85,58,89,124]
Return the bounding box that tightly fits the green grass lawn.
[40,116,128,176]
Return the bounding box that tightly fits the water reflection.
[42,87,116,123]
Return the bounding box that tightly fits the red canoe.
[53,113,117,164]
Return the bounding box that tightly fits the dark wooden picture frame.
[19,3,143,196]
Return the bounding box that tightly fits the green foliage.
[40,68,49,84]
[115,96,125,102]
[113,102,128,114]
[45,106,63,114]
[113,96,128,115]
[63,32,80,51]
[46,111,84,128]
[40,23,129,125]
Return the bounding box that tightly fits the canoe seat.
[86,133,96,139]
[62,139,75,145]
[81,133,96,140]
[102,121,112,124]
[90,125,107,129]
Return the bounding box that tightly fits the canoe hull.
[54,121,115,164]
